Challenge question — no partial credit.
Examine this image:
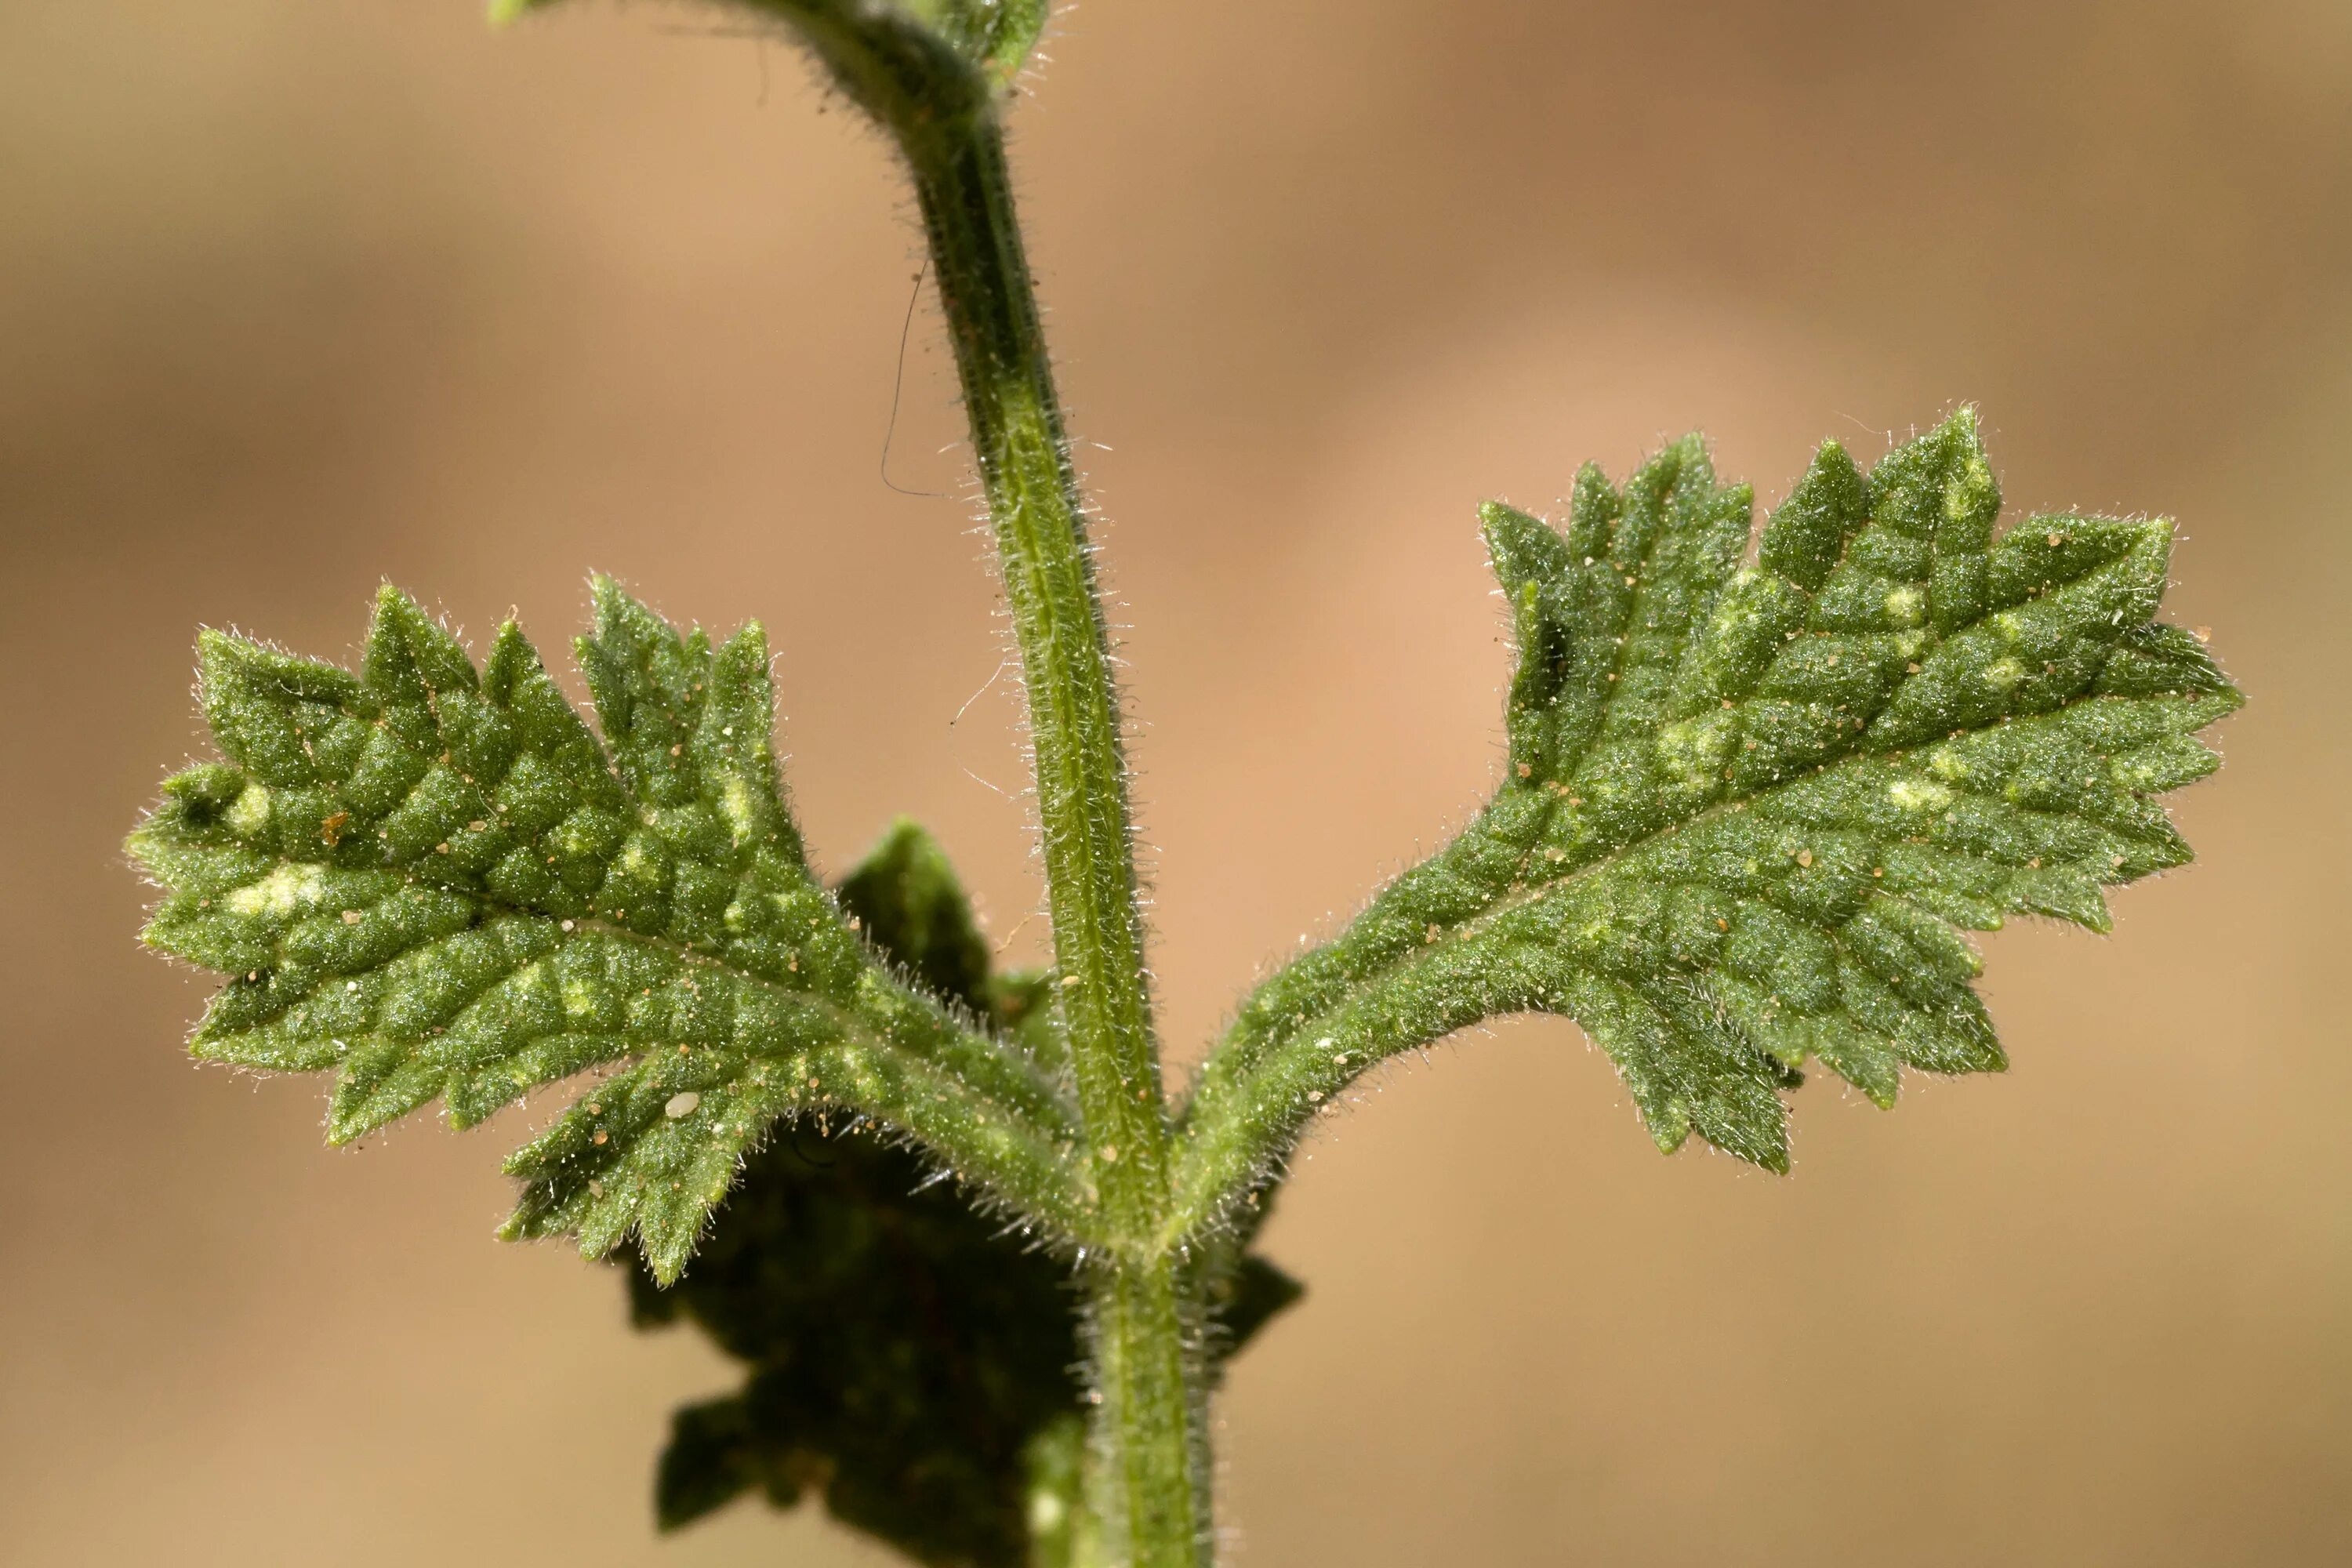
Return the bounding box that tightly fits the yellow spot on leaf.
[226,782,271,836]
[227,864,325,916]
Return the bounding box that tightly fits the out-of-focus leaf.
[633,822,1298,1563]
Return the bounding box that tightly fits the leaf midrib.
[205,843,1083,1148]
[1192,673,2172,1129]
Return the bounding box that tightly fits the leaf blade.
[1173,410,2240,1232]
[132,583,1088,1279]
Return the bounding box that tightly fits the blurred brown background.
[4,1,2347,1563]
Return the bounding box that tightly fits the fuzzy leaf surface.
[1173,410,2239,1231]
[130,582,1085,1280]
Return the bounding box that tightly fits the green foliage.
[131,2,2243,1559]
[129,579,1089,1283]
[630,823,1297,1563]
[125,423,2233,1564]
[631,1128,1084,1564]
[1171,410,2240,1236]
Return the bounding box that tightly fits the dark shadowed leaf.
[632,821,1299,1564]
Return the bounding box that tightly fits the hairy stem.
[688,4,1204,1552]
[902,81,1207,1568]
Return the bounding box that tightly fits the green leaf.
[129,580,1087,1281]
[837,816,1001,1025]
[629,1127,1083,1563]
[836,815,1075,1082]
[633,822,1296,1563]
[1173,410,2240,1228]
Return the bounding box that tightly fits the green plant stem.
[720,7,1208,1553]
[903,98,1207,1568]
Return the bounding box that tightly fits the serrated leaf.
[130,580,1086,1280]
[633,822,1295,1563]
[1175,410,2240,1221]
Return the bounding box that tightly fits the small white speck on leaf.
[1098,1145,1118,1163]
[341,910,361,924]
[664,1091,701,1119]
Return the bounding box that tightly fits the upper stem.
[705,7,1208,1557]
[896,65,1209,1568]
[906,93,1169,1256]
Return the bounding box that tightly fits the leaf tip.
[193,626,264,702]
[717,617,771,669]
[192,624,242,664]
[366,581,427,651]
[1922,404,1986,463]
[1477,497,1533,532]
[641,1229,696,1288]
